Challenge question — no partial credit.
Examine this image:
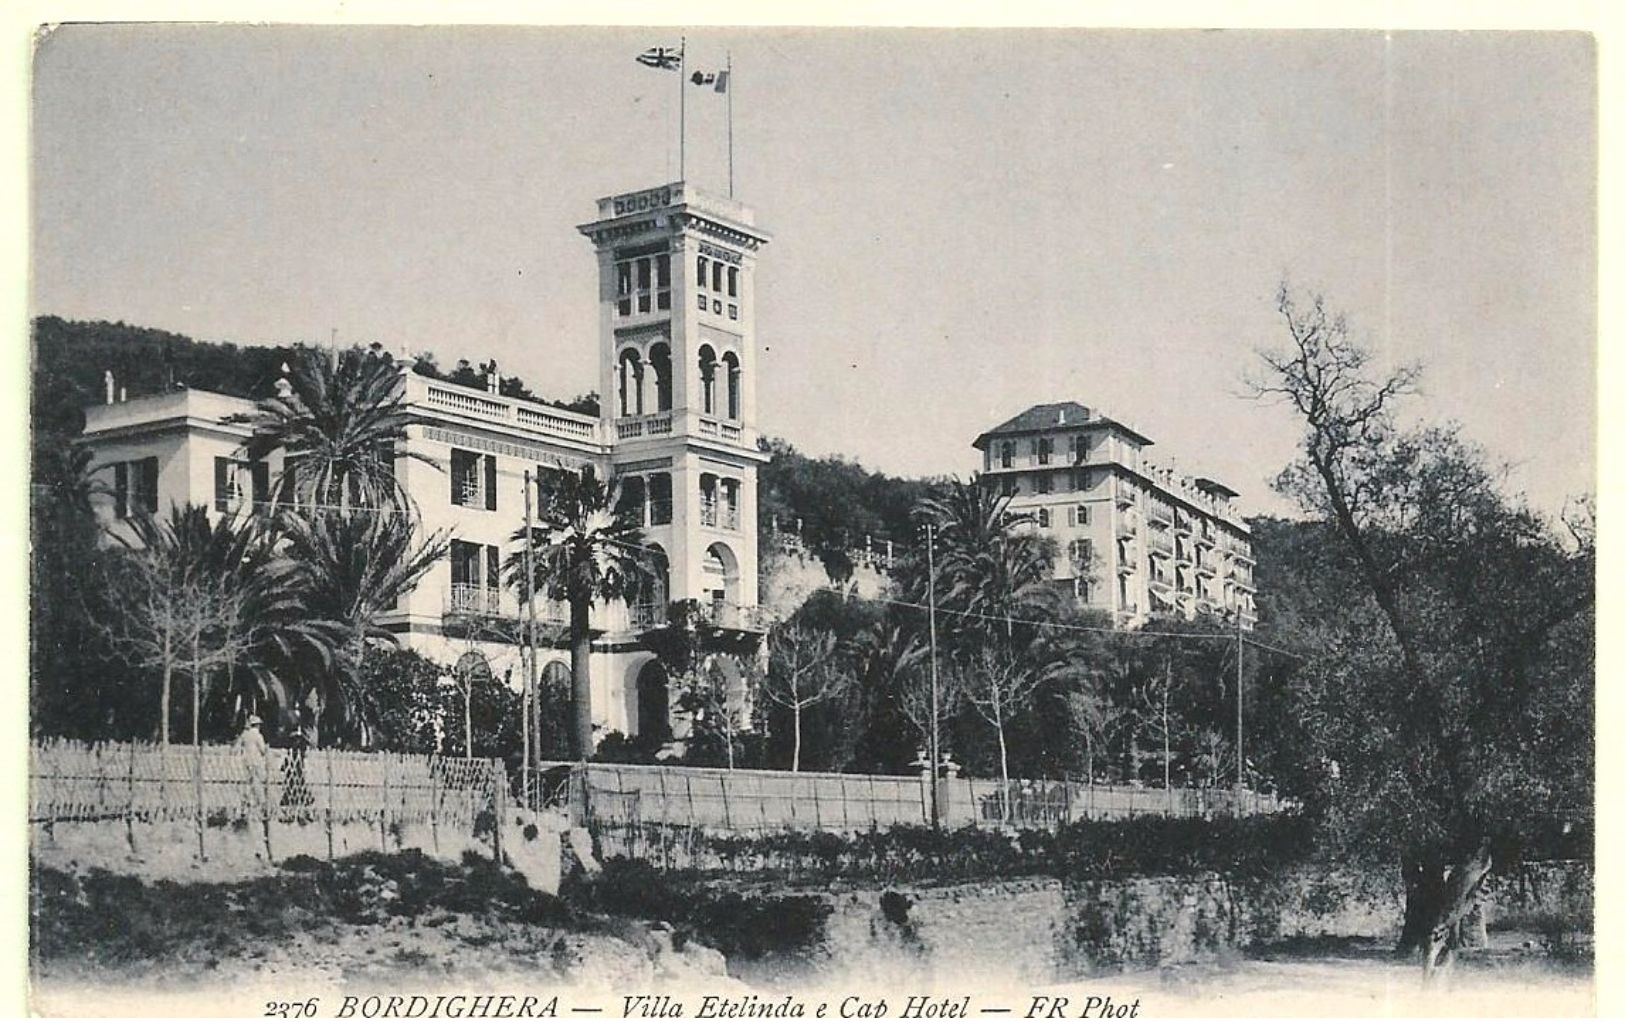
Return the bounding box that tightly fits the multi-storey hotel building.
[79,181,770,741]
[973,402,1258,629]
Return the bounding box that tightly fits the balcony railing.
[448,583,502,616]
[699,600,770,633]
[629,602,669,631]
[699,500,741,531]
[699,500,717,528]
[1148,533,1175,557]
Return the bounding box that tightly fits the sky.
[29,25,1597,520]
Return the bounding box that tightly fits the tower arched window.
[698,345,718,416]
[722,352,741,421]
[616,349,644,418]
[649,343,673,412]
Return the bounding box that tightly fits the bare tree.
[955,645,1043,822]
[759,624,848,772]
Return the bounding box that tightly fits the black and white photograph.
[19,8,1603,1018]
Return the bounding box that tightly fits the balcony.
[699,500,740,532]
[1148,533,1175,558]
[629,602,669,632]
[448,582,501,616]
[1148,503,1174,525]
[698,600,770,634]
[409,373,601,445]
[697,416,744,444]
[1116,514,1138,537]
[616,413,674,440]
[647,499,673,527]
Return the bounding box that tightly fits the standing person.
[237,713,269,812]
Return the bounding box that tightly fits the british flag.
[635,46,682,71]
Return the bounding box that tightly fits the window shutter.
[140,457,159,513]
[450,451,464,505]
[484,455,498,511]
[114,462,129,519]
[486,545,501,590]
[251,461,270,504]
[1067,507,1076,527]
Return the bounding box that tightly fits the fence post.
[194,741,206,862]
[380,758,391,851]
[429,758,440,853]
[325,750,335,861]
[125,742,137,851]
[262,746,273,863]
[490,761,503,865]
[719,773,733,829]
[684,773,698,830]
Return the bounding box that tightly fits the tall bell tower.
[578,182,771,630]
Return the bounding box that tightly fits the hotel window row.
[996,435,1093,469]
[999,469,1097,497]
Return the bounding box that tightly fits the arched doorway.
[451,651,493,758]
[635,659,671,741]
[538,660,572,760]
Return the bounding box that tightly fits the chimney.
[104,370,115,405]
[118,385,127,403]
[486,361,500,394]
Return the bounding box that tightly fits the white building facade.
[79,181,770,742]
[973,402,1258,629]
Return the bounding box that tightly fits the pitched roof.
[973,401,1154,448]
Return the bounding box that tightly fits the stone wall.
[724,864,1587,986]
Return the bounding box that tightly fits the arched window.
[699,473,719,528]
[649,343,673,412]
[698,345,718,415]
[722,352,741,421]
[616,349,644,418]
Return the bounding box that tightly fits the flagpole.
[727,50,734,198]
[679,36,687,181]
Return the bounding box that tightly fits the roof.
[973,401,1155,449]
[1194,477,1241,501]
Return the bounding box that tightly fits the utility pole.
[1164,656,1173,814]
[726,50,735,197]
[924,521,941,829]
[524,470,539,810]
[678,36,687,181]
[1236,608,1245,799]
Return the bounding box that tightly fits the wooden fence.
[538,761,1287,837]
[30,739,508,858]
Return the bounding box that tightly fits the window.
[1035,473,1053,495]
[616,262,633,317]
[1072,468,1091,491]
[698,292,708,310]
[999,442,1014,469]
[711,261,724,292]
[723,352,741,420]
[727,266,738,297]
[712,298,723,313]
[114,456,159,518]
[1074,434,1090,463]
[1075,504,1090,526]
[450,449,497,510]
[614,248,669,317]
[698,346,718,415]
[1037,437,1053,466]
[1037,508,1051,528]
[648,473,673,525]
[1000,476,1018,497]
[697,255,708,285]
[214,457,242,512]
[728,304,738,321]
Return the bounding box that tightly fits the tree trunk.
[1399,842,1495,981]
[191,635,202,746]
[791,703,802,773]
[160,631,173,745]
[997,716,1011,824]
[569,594,594,760]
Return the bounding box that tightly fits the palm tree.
[237,345,436,510]
[914,477,1059,646]
[507,467,650,759]
[279,507,449,746]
